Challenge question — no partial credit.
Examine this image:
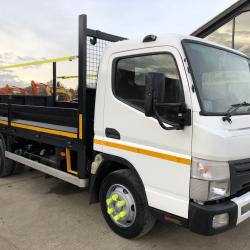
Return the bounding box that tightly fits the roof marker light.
[143,34,157,42]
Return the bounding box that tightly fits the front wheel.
[100,169,155,239]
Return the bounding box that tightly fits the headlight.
[190,158,230,202]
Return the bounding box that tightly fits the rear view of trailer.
[0,14,125,184]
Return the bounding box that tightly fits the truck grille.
[229,159,250,195]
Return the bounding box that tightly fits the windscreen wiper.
[222,101,250,123]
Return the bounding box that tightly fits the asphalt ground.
[0,169,249,250]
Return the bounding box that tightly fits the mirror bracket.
[153,101,191,130]
[153,104,181,130]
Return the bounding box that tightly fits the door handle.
[105,128,120,140]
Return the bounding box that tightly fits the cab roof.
[105,33,246,57]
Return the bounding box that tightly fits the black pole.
[77,14,88,178]
[52,62,57,104]
[78,14,87,129]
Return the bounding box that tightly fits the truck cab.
[93,34,250,237]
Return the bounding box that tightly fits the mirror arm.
[152,102,182,130]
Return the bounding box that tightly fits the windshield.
[183,41,250,114]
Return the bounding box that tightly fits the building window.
[205,20,233,48]
[113,53,184,112]
[234,11,250,57]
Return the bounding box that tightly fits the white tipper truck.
[0,14,250,238]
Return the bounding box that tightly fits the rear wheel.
[100,169,155,239]
[0,138,14,177]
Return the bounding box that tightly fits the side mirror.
[144,72,191,130]
[144,72,165,116]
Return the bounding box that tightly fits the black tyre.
[100,169,155,239]
[0,138,14,177]
[12,162,24,175]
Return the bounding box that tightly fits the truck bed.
[0,14,125,181]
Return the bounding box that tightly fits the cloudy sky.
[0,0,237,88]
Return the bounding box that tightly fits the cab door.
[97,46,192,218]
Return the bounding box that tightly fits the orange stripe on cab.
[94,139,191,166]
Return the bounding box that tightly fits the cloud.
[0,0,237,60]
[0,53,48,89]
[0,53,39,66]
[0,70,27,87]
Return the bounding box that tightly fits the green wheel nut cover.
[107,207,115,215]
[117,200,126,207]
[114,214,121,221]
[106,198,113,206]
[119,211,127,218]
[111,194,119,201]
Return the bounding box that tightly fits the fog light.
[212,213,229,229]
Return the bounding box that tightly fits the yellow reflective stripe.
[0,119,77,138]
[57,75,78,79]
[11,122,77,139]
[0,120,8,125]
[87,73,97,78]
[94,139,191,166]
[78,114,83,140]
[0,56,77,70]
[57,74,97,79]
[66,148,78,175]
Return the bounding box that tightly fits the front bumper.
[189,191,250,235]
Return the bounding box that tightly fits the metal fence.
[86,29,126,89]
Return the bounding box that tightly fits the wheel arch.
[89,153,146,204]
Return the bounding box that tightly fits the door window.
[113,53,184,112]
